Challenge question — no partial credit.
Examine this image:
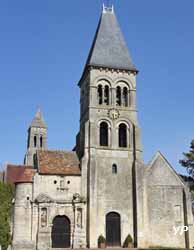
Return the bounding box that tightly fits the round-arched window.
[100,122,109,146]
[112,164,117,174]
[119,123,127,147]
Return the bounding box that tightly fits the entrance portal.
[51,215,70,248]
[106,212,121,247]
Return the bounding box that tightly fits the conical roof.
[85,6,137,72]
[30,109,47,128]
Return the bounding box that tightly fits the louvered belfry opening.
[106,212,121,247]
[51,215,71,248]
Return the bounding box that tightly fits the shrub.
[123,234,133,247]
[0,182,14,250]
[98,235,106,245]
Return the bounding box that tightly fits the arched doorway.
[51,215,70,248]
[106,212,121,247]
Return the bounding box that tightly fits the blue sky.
[0,0,194,174]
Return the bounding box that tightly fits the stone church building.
[7,5,194,250]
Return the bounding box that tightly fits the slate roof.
[30,109,47,128]
[6,165,35,184]
[37,150,81,175]
[84,8,137,72]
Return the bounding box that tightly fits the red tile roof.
[37,150,81,175]
[6,165,35,185]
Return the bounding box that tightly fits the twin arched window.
[99,122,128,148]
[98,84,110,105]
[97,82,130,107]
[33,135,43,148]
[116,86,129,107]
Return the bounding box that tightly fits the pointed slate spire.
[85,5,137,72]
[30,109,47,128]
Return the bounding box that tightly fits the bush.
[98,235,106,245]
[123,234,133,247]
[0,182,14,250]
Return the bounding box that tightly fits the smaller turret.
[24,109,47,166]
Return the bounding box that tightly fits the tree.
[0,181,14,250]
[180,139,194,177]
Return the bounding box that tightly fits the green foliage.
[123,234,133,247]
[180,139,194,177]
[98,235,106,244]
[0,181,14,250]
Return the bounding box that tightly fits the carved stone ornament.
[73,193,81,201]
[73,193,86,203]
[35,193,54,203]
[108,108,120,120]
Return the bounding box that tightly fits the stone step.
[52,248,137,250]
[52,248,136,250]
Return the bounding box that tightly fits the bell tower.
[77,5,143,248]
[77,5,142,156]
[24,109,47,166]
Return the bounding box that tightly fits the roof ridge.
[37,149,76,154]
[7,164,33,168]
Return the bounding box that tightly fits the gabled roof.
[37,150,81,175]
[6,164,35,184]
[146,151,186,187]
[30,109,47,129]
[83,6,137,73]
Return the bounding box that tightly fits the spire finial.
[35,107,42,119]
[102,3,114,13]
[30,108,47,128]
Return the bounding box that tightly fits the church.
[7,5,194,250]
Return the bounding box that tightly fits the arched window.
[116,86,121,106]
[119,123,127,147]
[98,85,103,105]
[123,87,128,107]
[100,122,108,146]
[34,136,37,147]
[112,164,117,174]
[40,136,43,148]
[104,85,109,105]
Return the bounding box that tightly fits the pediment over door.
[35,193,54,203]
